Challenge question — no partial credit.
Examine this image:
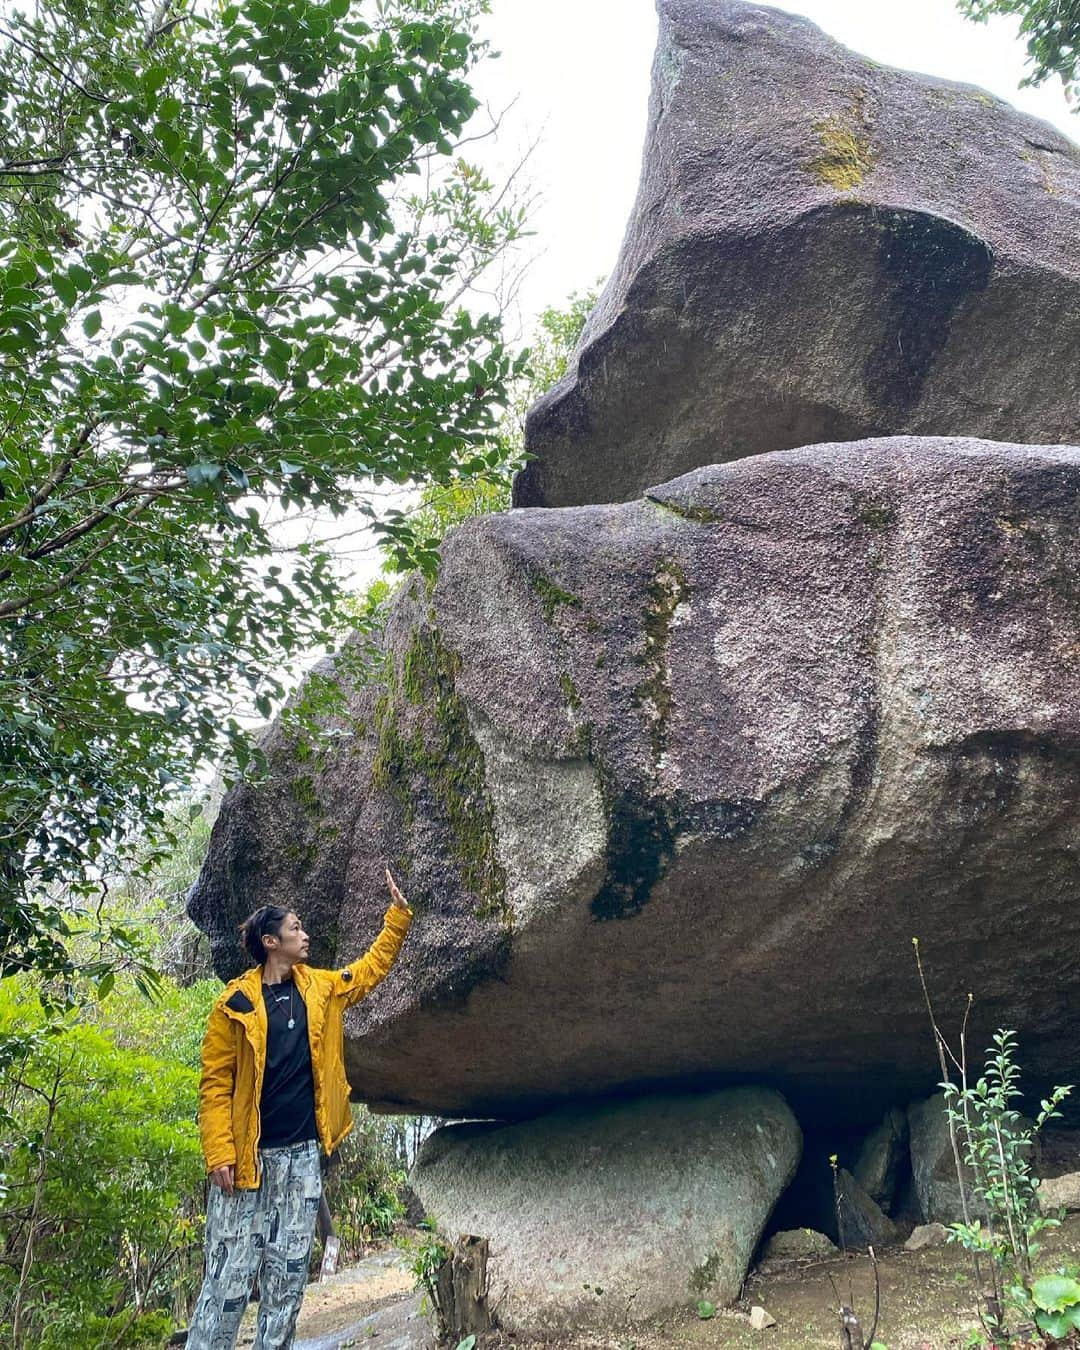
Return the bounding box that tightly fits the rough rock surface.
[760,1229,838,1262]
[908,1092,985,1224]
[1038,1173,1080,1213]
[904,1222,949,1252]
[834,1168,901,1250]
[408,1087,800,1332]
[189,437,1080,1126]
[514,0,1080,509]
[854,1108,909,1211]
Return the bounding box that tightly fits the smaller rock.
[761,1229,838,1262]
[905,1222,949,1251]
[835,1168,901,1250]
[749,1305,777,1331]
[854,1108,909,1211]
[1038,1172,1080,1212]
[908,1092,985,1224]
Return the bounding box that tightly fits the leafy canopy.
[958,0,1080,99]
[0,0,526,980]
[366,283,601,576]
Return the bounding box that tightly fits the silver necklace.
[268,981,295,1030]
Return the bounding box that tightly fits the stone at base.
[750,1305,777,1331]
[835,1168,901,1250]
[853,1108,909,1211]
[908,1093,986,1224]
[904,1222,949,1251]
[410,1087,801,1333]
[1038,1173,1080,1212]
[761,1229,839,1262]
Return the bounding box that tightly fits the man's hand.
[210,1164,235,1195]
[386,867,410,911]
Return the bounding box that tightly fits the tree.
[958,0,1080,99]
[368,282,601,574]
[0,0,527,980]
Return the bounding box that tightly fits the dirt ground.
[234,1249,417,1346]
[227,1215,1080,1350]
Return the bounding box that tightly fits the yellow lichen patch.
[807,115,876,191]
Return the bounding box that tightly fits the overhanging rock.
[189,438,1080,1127]
[513,0,1080,508]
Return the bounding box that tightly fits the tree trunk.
[434,1235,492,1343]
[839,1305,863,1350]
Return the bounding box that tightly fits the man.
[188,868,412,1349]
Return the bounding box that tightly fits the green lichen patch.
[288,772,323,818]
[371,628,509,922]
[558,671,582,714]
[855,496,896,531]
[808,113,876,191]
[646,494,724,524]
[633,559,692,761]
[688,1248,723,1296]
[530,571,584,624]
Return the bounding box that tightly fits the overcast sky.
[468,0,1077,336]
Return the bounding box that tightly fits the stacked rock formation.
[514,0,1080,508]
[189,0,1080,1330]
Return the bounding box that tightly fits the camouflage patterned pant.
[186,1139,322,1350]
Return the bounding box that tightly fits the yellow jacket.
[198,903,412,1190]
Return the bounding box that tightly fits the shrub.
[0,979,205,1346]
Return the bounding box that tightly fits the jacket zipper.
[250,1000,265,1186]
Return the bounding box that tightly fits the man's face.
[270,912,310,965]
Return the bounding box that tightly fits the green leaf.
[185,462,222,486]
[156,123,182,157]
[142,65,170,96]
[696,1300,715,1320]
[69,264,94,292]
[168,309,195,337]
[51,273,78,307]
[158,96,183,122]
[1032,1274,1080,1311]
[196,315,216,341]
[297,342,324,372]
[1036,1308,1080,1338]
[328,0,349,15]
[454,1338,476,1350]
[83,310,103,338]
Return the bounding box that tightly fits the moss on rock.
[808,109,876,191]
[634,559,692,761]
[372,627,509,921]
[559,671,582,713]
[531,572,583,624]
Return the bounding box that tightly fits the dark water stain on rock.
[865,210,994,417]
[591,794,677,922]
[591,794,758,923]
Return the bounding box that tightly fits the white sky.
[469,0,1078,335]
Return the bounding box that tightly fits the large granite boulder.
[189,437,1080,1127]
[513,0,1080,509]
[408,1087,801,1331]
[907,1092,981,1224]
